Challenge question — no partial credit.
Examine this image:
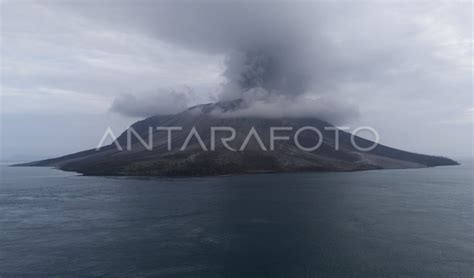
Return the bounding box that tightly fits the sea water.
[1,160,472,277]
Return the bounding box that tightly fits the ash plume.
[53,0,470,124]
[59,1,356,121]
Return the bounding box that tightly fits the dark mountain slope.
[17,100,458,176]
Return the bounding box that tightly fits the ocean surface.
[0,160,472,278]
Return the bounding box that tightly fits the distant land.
[16,100,459,176]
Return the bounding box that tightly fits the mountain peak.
[17,102,459,176]
[186,99,245,115]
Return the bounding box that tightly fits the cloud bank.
[110,88,191,118]
[1,0,472,158]
[51,0,470,123]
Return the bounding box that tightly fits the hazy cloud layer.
[1,0,472,158]
[210,88,360,125]
[53,0,472,122]
[110,88,191,118]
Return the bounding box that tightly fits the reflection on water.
[0,160,473,277]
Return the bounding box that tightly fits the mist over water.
[1,160,472,277]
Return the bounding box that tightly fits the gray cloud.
[210,88,360,125]
[55,1,471,122]
[62,1,332,98]
[1,0,472,158]
[110,89,191,118]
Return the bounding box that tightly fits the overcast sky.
[0,0,472,161]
